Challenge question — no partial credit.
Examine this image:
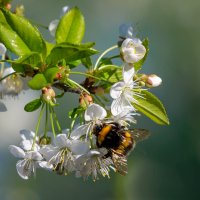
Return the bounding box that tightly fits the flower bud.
[39,136,51,145]
[79,93,93,108]
[42,86,56,103]
[5,3,11,10]
[146,74,162,87]
[0,43,6,55]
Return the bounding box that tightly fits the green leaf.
[12,52,42,73]
[56,7,85,44]
[45,42,54,57]
[46,42,98,65]
[133,90,169,125]
[28,73,47,90]
[95,65,122,83]
[0,8,46,56]
[134,38,149,71]
[24,99,42,112]
[0,23,31,55]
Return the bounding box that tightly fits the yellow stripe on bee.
[122,137,132,148]
[124,131,132,138]
[98,125,112,145]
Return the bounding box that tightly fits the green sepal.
[68,106,84,119]
[44,67,60,83]
[0,8,46,56]
[81,57,92,69]
[134,38,149,71]
[56,7,85,44]
[133,90,169,125]
[28,73,47,90]
[46,42,98,65]
[24,98,42,112]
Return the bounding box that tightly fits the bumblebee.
[93,122,149,175]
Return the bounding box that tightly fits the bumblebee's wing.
[131,129,150,142]
[111,150,128,176]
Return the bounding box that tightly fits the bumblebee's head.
[93,124,103,136]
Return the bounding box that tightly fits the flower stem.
[49,104,56,137]
[32,103,45,150]
[51,106,62,133]
[44,103,49,137]
[69,71,112,84]
[68,78,90,95]
[94,45,118,70]
[0,54,5,76]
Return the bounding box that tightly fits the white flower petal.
[121,38,133,49]
[20,140,32,151]
[135,45,146,59]
[9,145,25,158]
[123,63,135,84]
[0,43,6,55]
[16,160,29,180]
[40,145,59,161]
[2,67,15,77]
[20,129,35,140]
[28,151,43,161]
[48,19,59,37]
[132,38,142,45]
[53,134,68,148]
[123,49,139,63]
[110,81,125,99]
[84,103,107,121]
[38,161,53,170]
[111,96,134,116]
[70,140,90,155]
[70,124,92,140]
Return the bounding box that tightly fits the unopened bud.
[146,74,162,87]
[42,86,56,103]
[6,3,11,10]
[39,136,51,145]
[79,93,93,108]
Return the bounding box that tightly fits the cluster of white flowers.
[10,102,138,180]
[9,35,161,181]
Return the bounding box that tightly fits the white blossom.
[40,134,89,174]
[9,130,52,179]
[75,148,115,181]
[70,103,107,140]
[110,64,142,116]
[0,67,24,97]
[121,38,146,64]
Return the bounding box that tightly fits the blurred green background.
[1,0,200,199]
